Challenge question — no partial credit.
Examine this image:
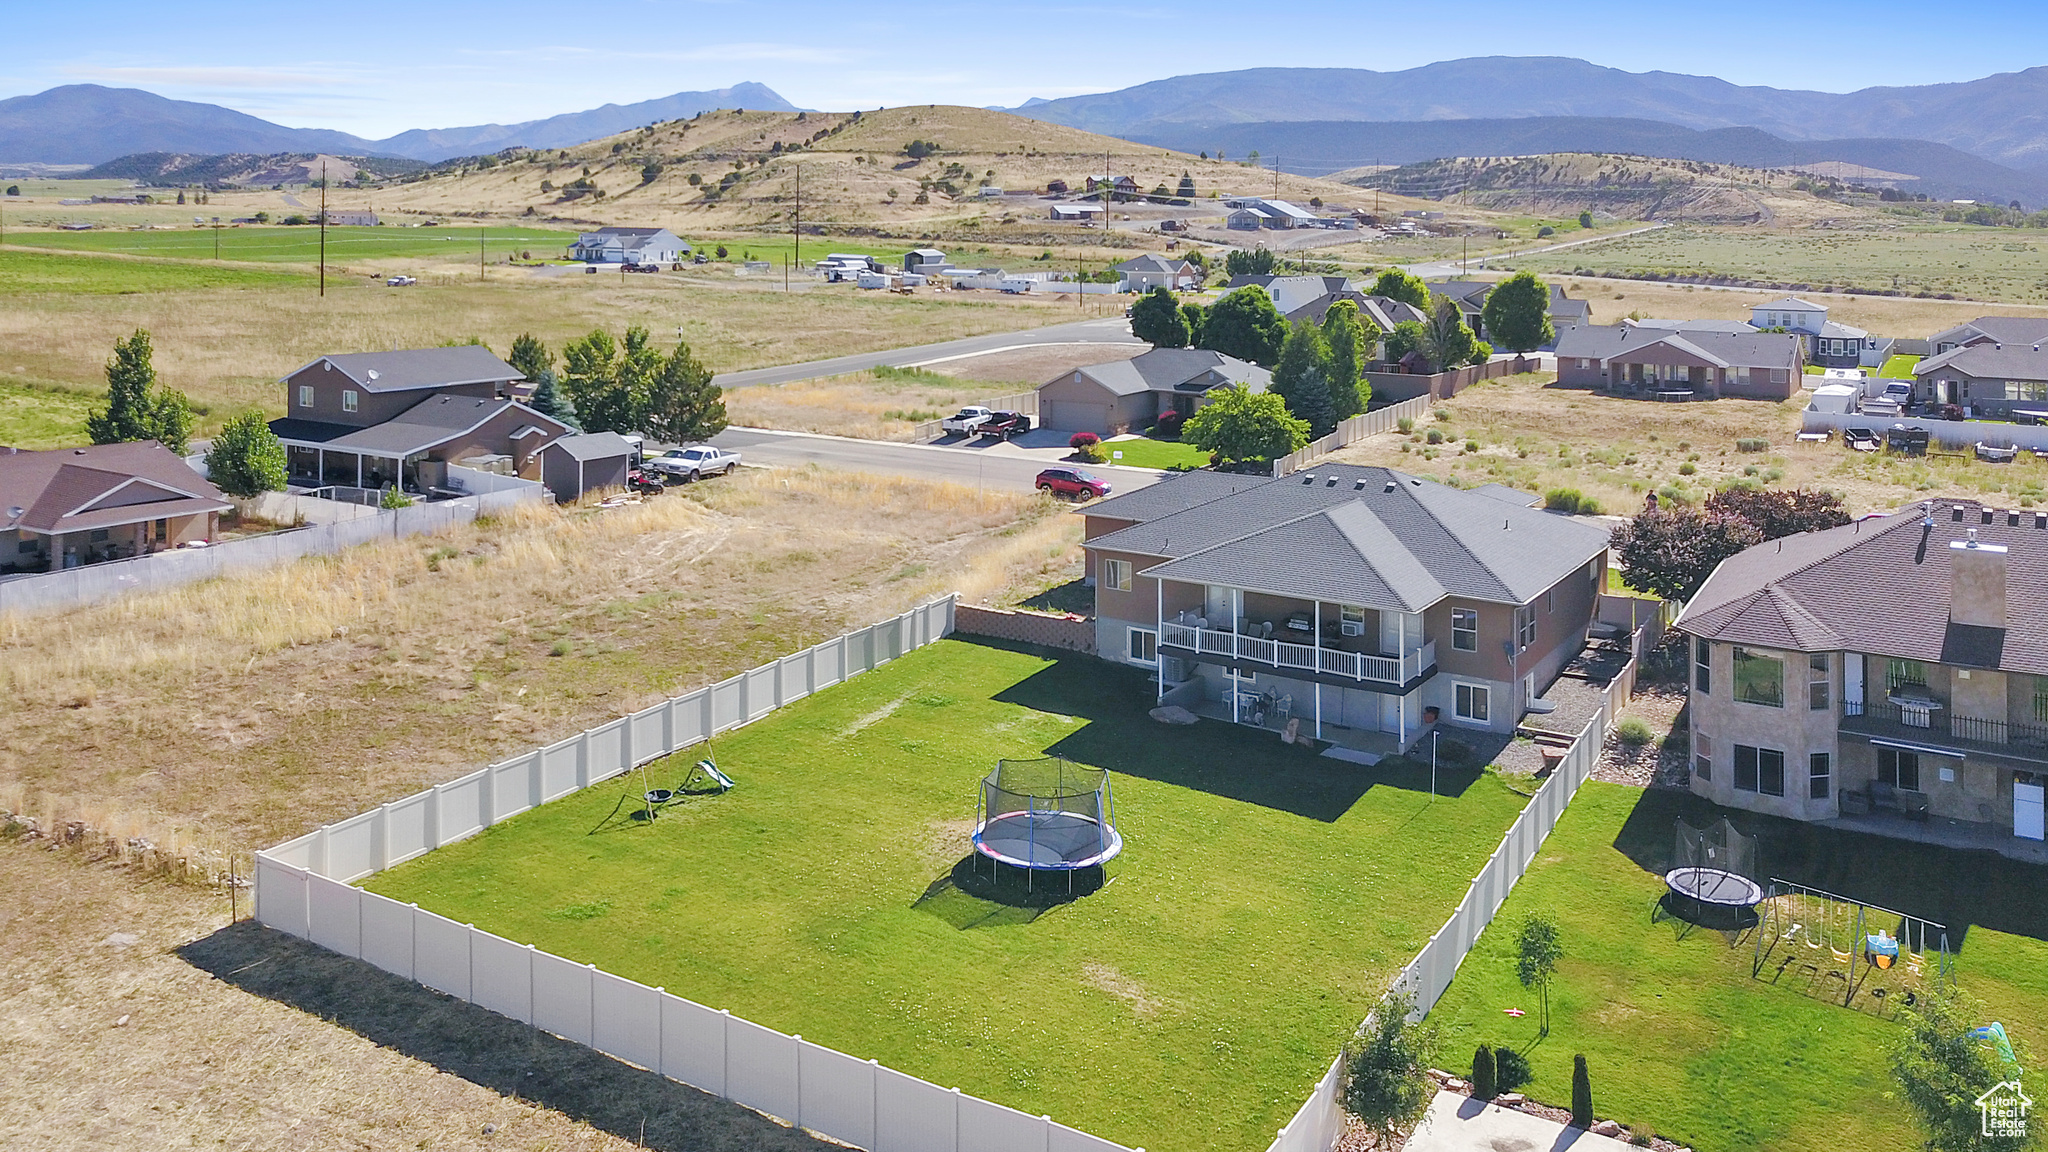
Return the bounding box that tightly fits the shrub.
[1464,439,1480,453]
[380,487,414,509]
[1076,442,1108,463]
[1425,428,1446,444]
[1536,225,1555,238]
[1434,408,1453,421]
[1616,717,1654,746]
[1736,437,1769,452]
[1678,461,1697,475]
[1396,416,1415,434]
[1156,409,1187,438]
[1493,1046,1532,1093]
[1471,1045,1497,1099]
[1571,1055,1594,1129]
[1545,488,1594,514]
[1069,432,1101,450]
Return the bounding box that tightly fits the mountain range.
[0,83,797,165]
[1015,58,2048,174]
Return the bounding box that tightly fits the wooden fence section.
[953,605,1096,653]
[1271,395,1433,477]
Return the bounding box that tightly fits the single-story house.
[1116,253,1199,293]
[1912,343,2048,419]
[1221,198,1319,229]
[1283,290,1428,331]
[270,345,572,491]
[539,432,637,503]
[1930,316,2048,355]
[1051,203,1105,222]
[1426,280,1588,347]
[0,441,229,573]
[1553,324,1805,400]
[1224,274,1358,317]
[319,210,379,227]
[570,227,690,265]
[1036,348,1271,436]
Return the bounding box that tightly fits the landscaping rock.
[1497,1092,1526,1106]
[1148,705,1198,725]
[1591,1120,1624,1137]
[1446,1078,1469,1093]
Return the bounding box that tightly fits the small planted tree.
[1471,1045,1497,1100]
[86,329,193,453]
[1516,912,1563,1035]
[1341,991,1436,1145]
[203,411,287,498]
[1610,506,1764,603]
[1182,384,1309,466]
[1570,1055,1594,1129]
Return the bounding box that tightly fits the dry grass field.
[1554,276,2048,334]
[1332,372,2048,516]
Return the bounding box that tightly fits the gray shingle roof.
[1622,318,1761,335]
[1073,348,1271,398]
[1818,320,1869,340]
[270,394,566,457]
[1552,324,1801,369]
[284,345,522,393]
[1915,342,2048,381]
[1078,469,1267,524]
[545,432,637,463]
[1677,500,2048,676]
[1117,253,1193,274]
[1929,316,2048,348]
[0,442,227,535]
[1088,463,1610,610]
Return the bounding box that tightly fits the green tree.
[86,330,192,453]
[1341,991,1436,1145]
[1417,297,1479,372]
[1609,505,1764,603]
[1130,286,1192,347]
[1223,248,1277,278]
[1892,989,2034,1152]
[1176,172,1196,199]
[1370,268,1431,310]
[1471,1045,1497,1101]
[202,411,287,498]
[1180,302,1208,346]
[1320,300,1375,419]
[1515,913,1563,1035]
[561,328,643,433]
[1272,321,1337,435]
[1198,285,1287,366]
[643,339,728,444]
[1481,271,1557,353]
[1579,211,1595,229]
[1182,383,1308,465]
[1384,319,1426,364]
[1704,486,1851,539]
[508,332,554,383]
[1570,1055,1594,1129]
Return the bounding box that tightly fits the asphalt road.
[709,427,1166,497]
[709,316,1141,389]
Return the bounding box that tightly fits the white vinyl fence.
[254,596,1136,1152]
[0,484,542,618]
[1799,409,2048,453]
[1271,394,1434,477]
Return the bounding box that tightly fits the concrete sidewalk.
[1403,1091,1636,1152]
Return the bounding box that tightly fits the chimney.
[1949,528,2009,629]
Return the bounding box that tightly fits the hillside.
[1014,59,2048,173]
[1131,117,2048,208]
[371,84,799,161]
[82,151,427,186]
[357,104,1452,236]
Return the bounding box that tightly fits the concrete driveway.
[1403,1092,1635,1152]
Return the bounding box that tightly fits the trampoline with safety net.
[972,757,1122,889]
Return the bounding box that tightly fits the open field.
[1550,276,2048,335]
[1508,224,2048,305]
[8,224,576,267]
[0,273,1079,439]
[1330,372,2048,516]
[0,380,102,449]
[0,247,310,295]
[366,637,1536,1152]
[1425,782,2048,1152]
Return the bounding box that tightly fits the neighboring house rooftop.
[1678,499,2048,676]
[271,394,566,457]
[585,226,669,238]
[1622,318,1761,335]
[1087,463,1610,609]
[1117,253,1194,274]
[1072,348,1272,398]
[1818,320,1870,340]
[1553,324,1802,367]
[1762,296,1826,311]
[1929,316,2048,349]
[283,345,523,393]
[1914,342,2048,379]
[0,441,228,536]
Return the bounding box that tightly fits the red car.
[1035,467,1111,500]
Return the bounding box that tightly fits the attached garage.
[1034,348,1273,438]
[1045,399,1113,436]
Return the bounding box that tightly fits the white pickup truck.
[644,444,742,482]
[941,406,996,435]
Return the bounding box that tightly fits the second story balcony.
[1159,619,1436,691]
[1843,699,2048,766]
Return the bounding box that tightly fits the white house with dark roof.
[1078,464,1613,756]
[570,227,690,265]
[1035,348,1270,436]
[1115,253,1198,293]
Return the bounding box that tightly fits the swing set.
[589,744,735,834]
[1750,877,1955,1012]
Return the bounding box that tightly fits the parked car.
[622,262,660,273]
[1035,467,1111,500]
[385,275,417,286]
[941,406,996,435]
[645,445,742,481]
[978,411,1033,440]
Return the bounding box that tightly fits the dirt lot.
[1332,371,2048,516]
[0,469,1086,1151]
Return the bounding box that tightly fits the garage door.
[1045,400,1110,436]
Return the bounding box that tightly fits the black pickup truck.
[978,411,1034,440]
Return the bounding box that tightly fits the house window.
[1694,732,1712,781]
[1451,608,1478,651]
[1127,628,1157,666]
[2004,380,2048,402]
[1100,558,1131,592]
[1515,605,1536,649]
[298,384,315,408]
[1877,747,1921,792]
[1545,588,1554,613]
[1809,653,1830,711]
[1731,647,1784,707]
[1694,637,1711,693]
[1454,682,1490,723]
[1886,659,1927,692]
[1577,358,1592,370]
[1809,752,1831,800]
[1734,744,1785,797]
[16,539,36,554]
[342,389,359,413]
[2033,676,2048,724]
[1227,666,1257,684]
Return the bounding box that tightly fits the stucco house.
[1748,296,1870,369]
[1036,348,1270,436]
[1930,316,2048,355]
[1115,253,1199,293]
[570,227,690,265]
[1676,499,2048,848]
[1079,465,1612,756]
[0,441,229,573]
[269,346,572,492]
[1912,342,2048,420]
[1553,324,1805,399]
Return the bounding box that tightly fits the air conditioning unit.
[1340,620,1365,638]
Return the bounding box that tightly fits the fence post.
[312,825,329,878]
[480,761,496,827]
[374,805,390,872]
[576,731,591,790]
[663,697,676,755]
[424,785,441,848]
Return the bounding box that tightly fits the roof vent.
[1301,474,1315,484]
[2012,511,2023,527]
[1354,479,1367,490]
[1325,476,1338,487]
[1982,508,1996,525]
[2037,513,2047,529]
[1383,480,1396,492]
[1922,500,1935,527]
[74,448,86,455]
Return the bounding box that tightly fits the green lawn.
[1102,435,1211,469]
[1425,783,2048,1152]
[0,379,98,448]
[366,638,1534,1151]
[1877,353,1922,380]
[7,224,576,265]
[0,248,309,295]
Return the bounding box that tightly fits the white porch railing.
[1160,622,1435,685]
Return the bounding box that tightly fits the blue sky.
[6,0,2048,138]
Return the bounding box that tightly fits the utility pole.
[793,164,800,290]
[479,227,486,282]
[1273,154,1279,199]
[318,161,327,297]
